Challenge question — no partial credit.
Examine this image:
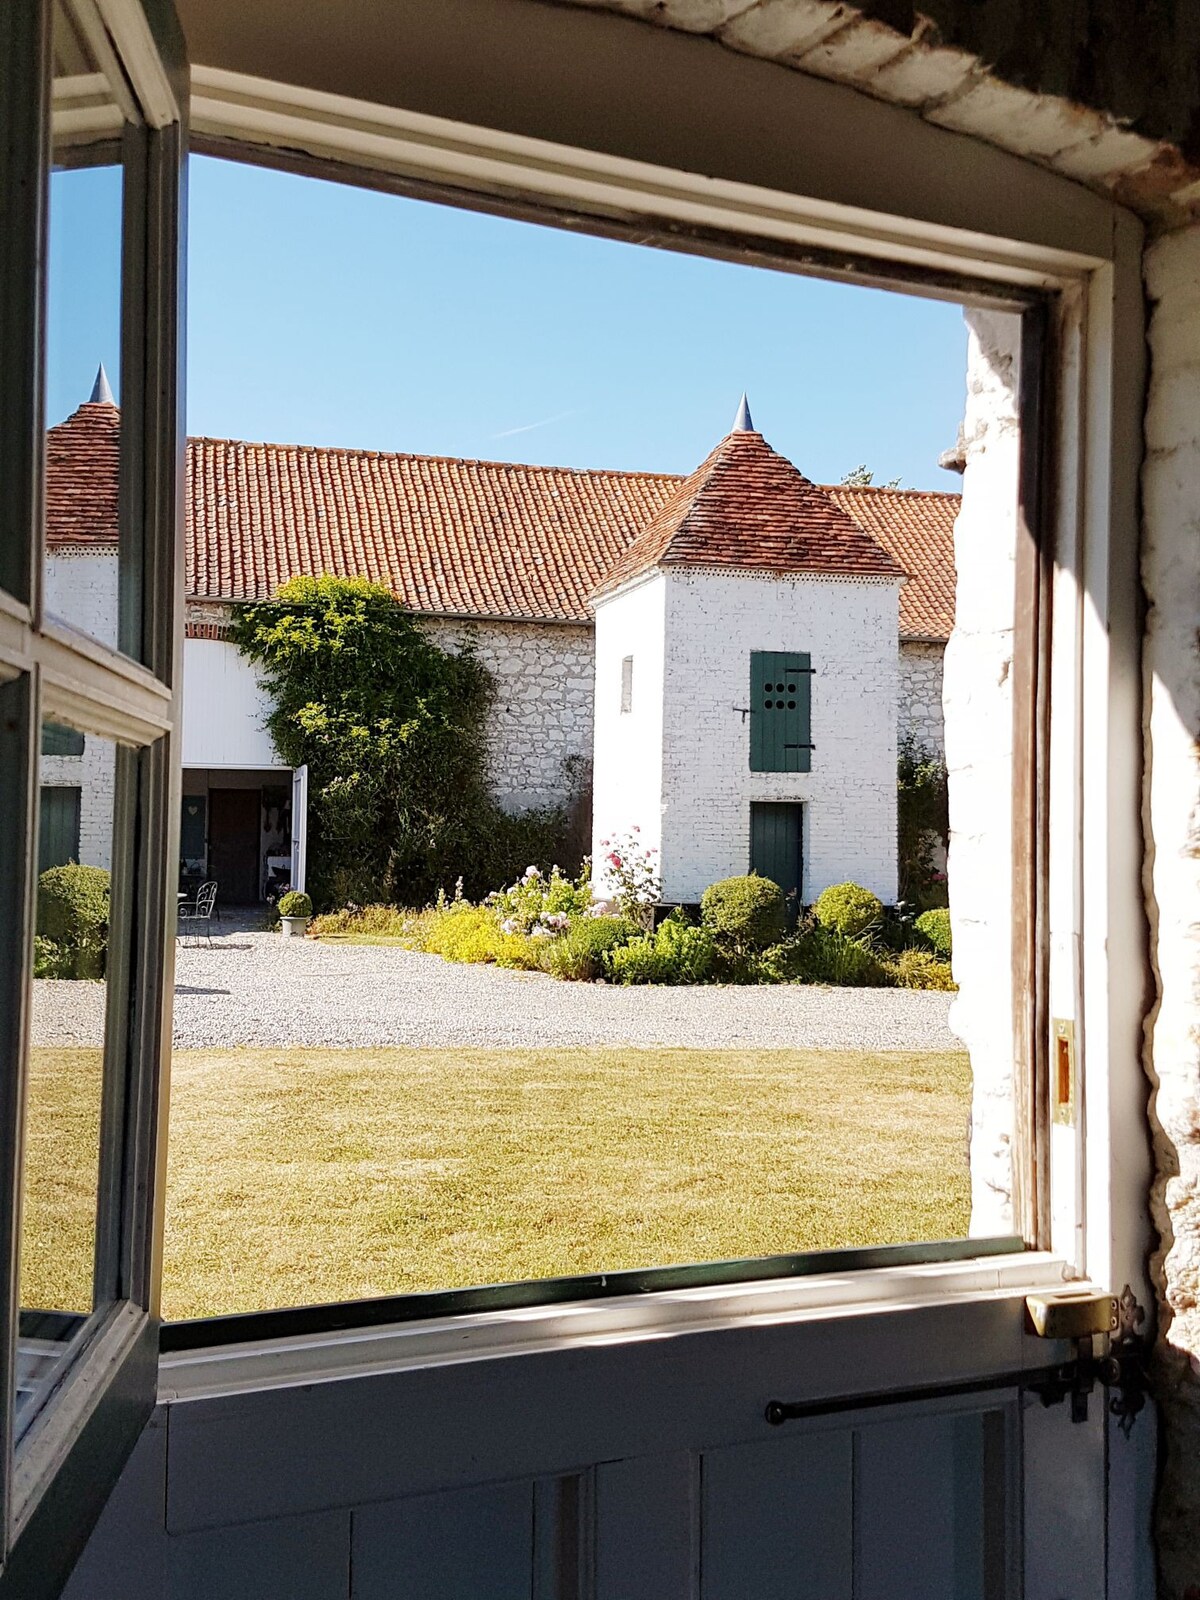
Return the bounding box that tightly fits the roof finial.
[89,363,114,405]
[732,392,754,432]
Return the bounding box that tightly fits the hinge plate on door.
[1024,1285,1148,1434]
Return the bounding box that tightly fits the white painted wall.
[944,310,1021,1239]
[181,638,280,769]
[42,548,119,870]
[657,569,900,906]
[590,574,666,896]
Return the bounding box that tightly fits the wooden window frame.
[0,2,186,1594]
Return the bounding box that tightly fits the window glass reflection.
[17,722,121,1439]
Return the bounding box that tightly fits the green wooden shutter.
[749,651,812,772]
[41,721,85,756]
[39,786,81,875]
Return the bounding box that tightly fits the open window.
[0,2,185,1593]
[3,4,1154,1595]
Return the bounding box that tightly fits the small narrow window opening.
[620,655,633,714]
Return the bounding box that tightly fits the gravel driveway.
[32,927,959,1052]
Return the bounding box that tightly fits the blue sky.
[50,154,967,490]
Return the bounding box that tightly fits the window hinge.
[1024,1284,1149,1434]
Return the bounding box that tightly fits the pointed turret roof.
[733,392,754,431]
[89,363,115,405]
[45,380,122,545]
[591,418,905,600]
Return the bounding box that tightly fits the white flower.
[500,918,519,935]
[530,924,552,939]
[541,912,569,931]
[524,865,541,880]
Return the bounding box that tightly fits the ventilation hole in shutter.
[788,700,795,709]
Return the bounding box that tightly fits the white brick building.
[45,378,956,903]
[591,405,903,906]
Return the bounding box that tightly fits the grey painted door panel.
[595,1454,696,1599]
[64,1400,1023,1600]
[163,1299,1022,1533]
[351,1482,533,1600]
[701,1432,853,1599]
[169,1510,350,1600]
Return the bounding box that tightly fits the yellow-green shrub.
[422,906,538,968]
[884,947,957,991]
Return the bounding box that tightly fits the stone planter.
[280,915,310,938]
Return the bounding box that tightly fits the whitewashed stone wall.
[41,548,118,871]
[1141,224,1200,1600]
[653,569,900,905]
[944,309,1021,1239]
[418,618,594,812]
[898,640,946,757]
[590,574,667,895]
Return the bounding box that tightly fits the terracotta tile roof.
[592,428,905,598]
[45,401,121,545]
[826,484,958,641]
[186,436,677,626]
[46,402,960,642]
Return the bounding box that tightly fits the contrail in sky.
[491,409,577,439]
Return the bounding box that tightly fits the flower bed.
[312,846,956,991]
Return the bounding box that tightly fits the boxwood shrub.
[700,874,786,955]
[36,864,110,979]
[812,882,883,939]
[914,907,952,958]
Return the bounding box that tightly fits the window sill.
[158,1248,1074,1405]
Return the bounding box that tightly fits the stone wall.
[898,640,946,759]
[658,569,900,905]
[1141,223,1200,1600]
[418,617,595,813]
[944,309,1021,1238]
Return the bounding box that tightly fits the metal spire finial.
[89,363,115,405]
[732,392,754,432]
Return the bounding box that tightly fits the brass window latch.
[1024,1285,1148,1435]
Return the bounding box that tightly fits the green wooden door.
[39,786,81,876]
[749,651,812,772]
[750,802,803,913]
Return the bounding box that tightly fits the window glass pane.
[16,723,123,1441]
[43,2,128,656]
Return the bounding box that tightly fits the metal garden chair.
[177,879,218,945]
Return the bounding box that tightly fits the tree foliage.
[840,464,903,489]
[232,576,571,907]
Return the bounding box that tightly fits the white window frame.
[186,60,1147,1314]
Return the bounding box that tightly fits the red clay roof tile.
[46,404,960,641]
[592,429,905,597]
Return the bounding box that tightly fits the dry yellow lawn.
[24,1046,971,1322]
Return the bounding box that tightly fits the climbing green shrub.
[812,882,883,939]
[233,576,577,908]
[36,864,110,979]
[700,874,786,956]
[897,735,949,907]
